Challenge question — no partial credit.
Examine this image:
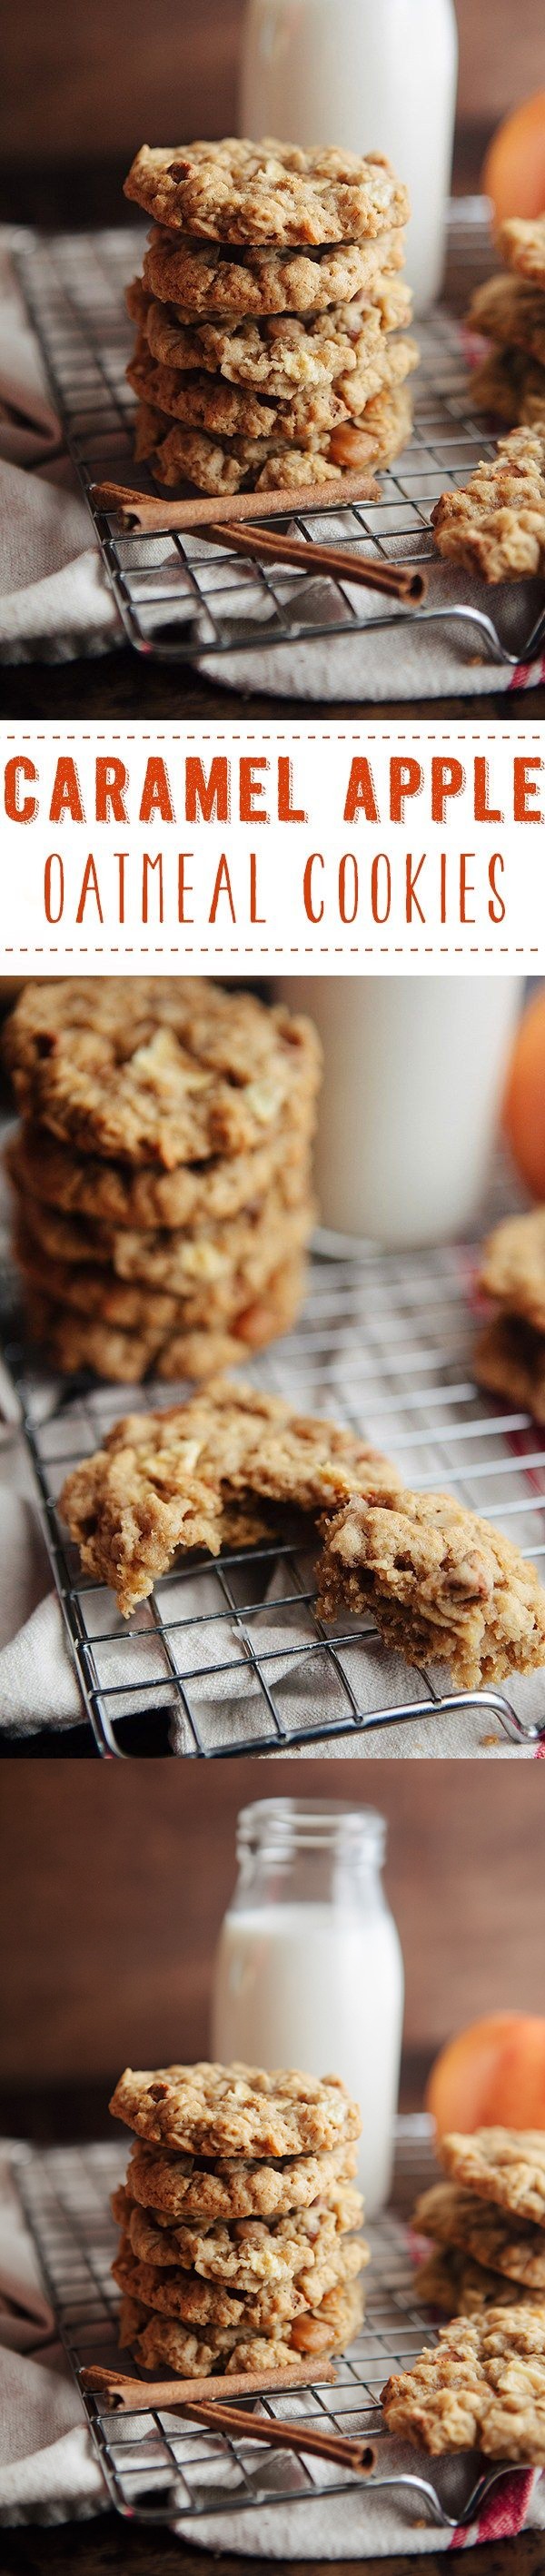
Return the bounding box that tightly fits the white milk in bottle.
[240,0,459,312]
[212,1799,404,2216]
[274,977,524,1249]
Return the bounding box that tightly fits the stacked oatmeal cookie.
[475,1207,545,1424]
[431,424,545,582]
[431,216,545,584]
[109,2061,367,2379]
[382,2130,545,2468]
[123,136,417,495]
[468,215,545,433]
[4,978,321,1382]
[413,2128,545,2322]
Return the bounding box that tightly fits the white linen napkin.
[0,2152,105,2525]
[0,231,121,661]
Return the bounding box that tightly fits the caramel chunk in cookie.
[124,137,409,249]
[316,1486,545,1690]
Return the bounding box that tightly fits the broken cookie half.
[315,1487,545,1692]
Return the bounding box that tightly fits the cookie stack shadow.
[123,135,417,497]
[413,2127,545,2320]
[109,2062,367,2381]
[4,977,322,1383]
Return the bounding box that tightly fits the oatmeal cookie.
[60,1377,401,1612]
[316,1487,545,1691]
[415,2244,537,2319]
[479,1208,545,1333]
[25,1254,306,1388]
[124,137,410,249]
[474,1313,545,1423]
[131,276,413,397]
[431,425,545,581]
[130,2278,363,2376]
[4,978,321,1171]
[471,344,545,430]
[15,1191,314,1326]
[109,2062,362,2158]
[414,2180,545,2290]
[143,228,404,321]
[125,2138,357,2225]
[10,1163,313,1291]
[382,2303,545,2462]
[499,215,545,291]
[128,347,352,443]
[113,2232,363,2328]
[6,1117,312,1234]
[128,334,418,444]
[439,2132,545,2228]
[143,384,413,492]
[113,2177,364,2287]
[469,272,545,372]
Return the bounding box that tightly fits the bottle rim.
[236,1797,386,1861]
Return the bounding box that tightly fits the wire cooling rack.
[3,1227,545,1754]
[15,205,545,671]
[15,2118,520,2537]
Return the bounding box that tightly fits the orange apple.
[426,2011,545,2137]
[502,987,545,1201]
[483,93,545,223]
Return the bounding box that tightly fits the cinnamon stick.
[208,517,426,603]
[90,471,382,530]
[173,2393,377,2474]
[81,2356,336,2411]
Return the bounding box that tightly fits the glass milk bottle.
[212,1798,404,2216]
[240,0,459,312]
[274,977,524,1250]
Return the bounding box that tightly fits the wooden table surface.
[3,2512,543,2576]
[3,653,545,723]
